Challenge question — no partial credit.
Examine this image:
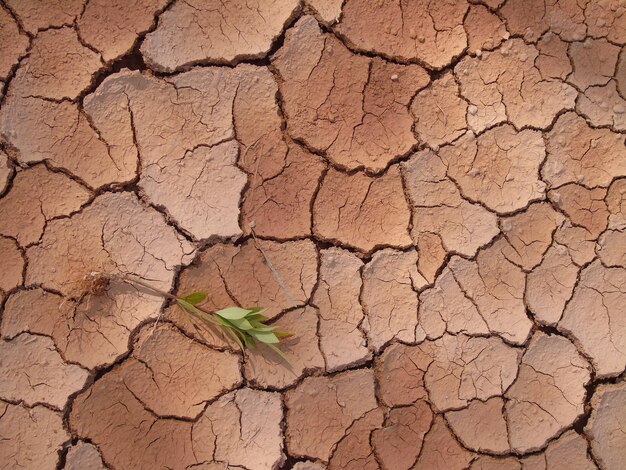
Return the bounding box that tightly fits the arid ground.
[0,0,625,469]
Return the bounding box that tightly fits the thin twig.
[250,229,298,307]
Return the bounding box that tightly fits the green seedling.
[80,272,292,361]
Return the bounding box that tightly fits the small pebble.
[391,74,399,81]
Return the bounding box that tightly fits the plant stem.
[111,273,179,301]
[108,272,216,317]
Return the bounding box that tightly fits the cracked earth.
[0,0,625,469]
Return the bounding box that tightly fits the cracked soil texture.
[0,1,625,469]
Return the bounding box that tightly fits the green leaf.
[180,291,207,305]
[274,330,294,339]
[242,332,256,348]
[224,327,244,350]
[229,317,254,331]
[216,306,252,320]
[247,313,269,323]
[215,314,236,329]
[244,307,266,315]
[248,320,275,332]
[249,329,280,344]
[177,300,220,326]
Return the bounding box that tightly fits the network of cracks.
[0,0,625,469]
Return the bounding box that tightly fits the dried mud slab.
[123,325,242,418]
[4,0,83,33]
[375,342,429,408]
[586,0,626,44]
[335,0,468,69]
[403,150,499,257]
[598,229,626,267]
[586,380,626,469]
[446,397,510,454]
[0,96,137,189]
[293,462,327,470]
[411,72,468,149]
[273,16,429,172]
[244,306,324,389]
[446,333,590,454]
[545,112,626,188]
[193,388,285,470]
[285,368,377,461]
[78,0,170,62]
[549,184,609,238]
[70,362,196,470]
[313,166,412,252]
[10,27,102,101]
[328,408,383,470]
[559,260,626,378]
[554,220,598,266]
[441,126,546,214]
[0,236,23,297]
[500,203,565,271]
[464,4,507,54]
[504,332,590,453]
[0,165,90,246]
[578,81,626,130]
[523,430,597,470]
[426,335,520,412]
[242,144,325,239]
[0,151,10,194]
[73,370,283,470]
[415,231,447,284]
[526,243,579,326]
[0,401,68,469]
[536,33,572,80]
[417,265,489,340]
[413,416,474,470]
[85,68,250,240]
[449,239,532,345]
[313,248,370,372]
[500,0,586,42]
[607,179,626,230]
[64,442,107,470]
[0,6,28,81]
[568,38,620,91]
[361,248,425,349]
[306,0,343,25]
[25,192,194,368]
[2,289,73,360]
[372,401,433,470]
[376,335,519,413]
[455,39,577,132]
[617,50,626,96]
[141,0,299,72]
[0,333,88,409]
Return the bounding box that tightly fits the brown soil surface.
[0,1,625,469]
